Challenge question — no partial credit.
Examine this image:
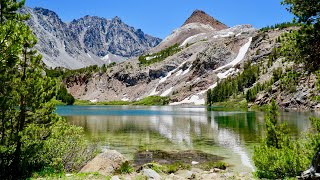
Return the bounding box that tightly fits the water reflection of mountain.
[64,106,314,171]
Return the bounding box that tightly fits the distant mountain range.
[20,7,162,69]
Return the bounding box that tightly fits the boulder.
[110,176,121,180]
[141,169,161,180]
[299,148,320,179]
[175,170,195,179]
[165,173,185,180]
[80,150,126,176]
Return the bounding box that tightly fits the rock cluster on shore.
[77,150,254,180]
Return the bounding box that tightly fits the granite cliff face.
[68,15,161,58]
[21,7,161,69]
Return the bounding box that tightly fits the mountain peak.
[112,16,122,23]
[182,10,228,30]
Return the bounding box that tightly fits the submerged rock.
[134,150,224,167]
[80,150,126,176]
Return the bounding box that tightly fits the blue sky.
[26,0,294,39]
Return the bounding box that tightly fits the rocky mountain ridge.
[21,6,161,69]
[66,22,257,103]
[63,10,319,110]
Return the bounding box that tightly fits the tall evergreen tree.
[0,0,58,178]
[281,0,320,71]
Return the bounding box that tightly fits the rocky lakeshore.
[72,150,254,180]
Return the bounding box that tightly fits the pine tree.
[281,0,320,71]
[0,0,58,178]
[0,0,28,23]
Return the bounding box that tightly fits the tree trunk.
[12,45,28,177]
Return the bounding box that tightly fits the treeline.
[46,63,118,105]
[139,44,181,66]
[207,62,260,105]
[260,21,300,32]
[56,84,75,105]
[46,62,116,80]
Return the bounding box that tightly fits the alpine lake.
[56,105,319,173]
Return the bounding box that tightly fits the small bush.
[163,161,190,174]
[200,161,228,171]
[253,100,311,179]
[141,163,164,173]
[116,161,134,174]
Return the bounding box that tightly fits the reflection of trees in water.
[65,108,313,171]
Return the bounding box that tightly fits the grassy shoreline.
[68,96,171,106]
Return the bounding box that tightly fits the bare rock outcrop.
[182,10,228,30]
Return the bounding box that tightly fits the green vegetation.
[280,0,320,72]
[278,69,301,93]
[207,61,259,105]
[260,22,300,32]
[138,44,181,66]
[141,163,164,173]
[253,100,320,179]
[56,84,75,105]
[46,62,116,80]
[0,1,97,179]
[75,96,170,106]
[30,172,106,180]
[245,80,273,102]
[208,98,248,111]
[198,161,228,171]
[115,161,134,174]
[132,96,170,106]
[162,161,191,174]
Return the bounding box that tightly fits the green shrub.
[253,143,309,179]
[253,100,311,179]
[116,161,134,174]
[133,96,170,106]
[163,161,190,174]
[200,161,228,171]
[21,119,99,173]
[141,163,164,173]
[273,67,283,82]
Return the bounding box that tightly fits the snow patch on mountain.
[216,37,253,72]
[169,37,252,105]
[161,87,173,97]
[180,33,206,47]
